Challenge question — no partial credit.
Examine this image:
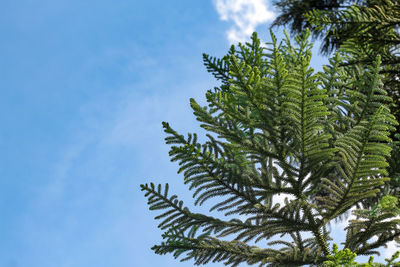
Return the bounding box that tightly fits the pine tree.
[271,0,351,54]
[272,0,400,55]
[304,0,400,122]
[272,0,400,212]
[272,0,400,131]
[141,31,399,266]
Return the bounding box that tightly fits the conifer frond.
[265,231,329,266]
[142,30,399,266]
[344,196,400,255]
[153,233,285,267]
[202,53,231,85]
[316,56,398,220]
[279,29,336,194]
[305,0,400,136]
[305,0,400,55]
[140,183,309,244]
[153,228,321,266]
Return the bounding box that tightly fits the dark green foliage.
[141,31,398,266]
[273,0,400,220]
[304,0,400,126]
[388,133,400,191]
[345,196,400,255]
[271,0,350,54]
[272,0,400,129]
[272,0,400,54]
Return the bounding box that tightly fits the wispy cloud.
[212,0,275,43]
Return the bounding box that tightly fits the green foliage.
[273,0,400,134]
[141,31,398,266]
[272,0,400,56]
[388,133,400,191]
[272,0,400,233]
[271,0,347,54]
[323,244,359,267]
[323,244,400,267]
[379,195,399,213]
[344,196,400,255]
[304,0,400,123]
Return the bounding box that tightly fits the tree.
[272,0,400,55]
[141,30,399,266]
[304,0,400,125]
[272,0,400,210]
[272,0,400,126]
[271,0,351,54]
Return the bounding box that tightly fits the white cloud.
[212,0,275,43]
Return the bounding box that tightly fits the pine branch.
[142,29,399,266]
[316,57,397,221]
[141,183,312,244]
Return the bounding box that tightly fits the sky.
[0,0,396,266]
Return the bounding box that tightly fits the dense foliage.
[272,0,400,224]
[141,30,399,266]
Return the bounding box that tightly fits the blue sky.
[0,0,395,266]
